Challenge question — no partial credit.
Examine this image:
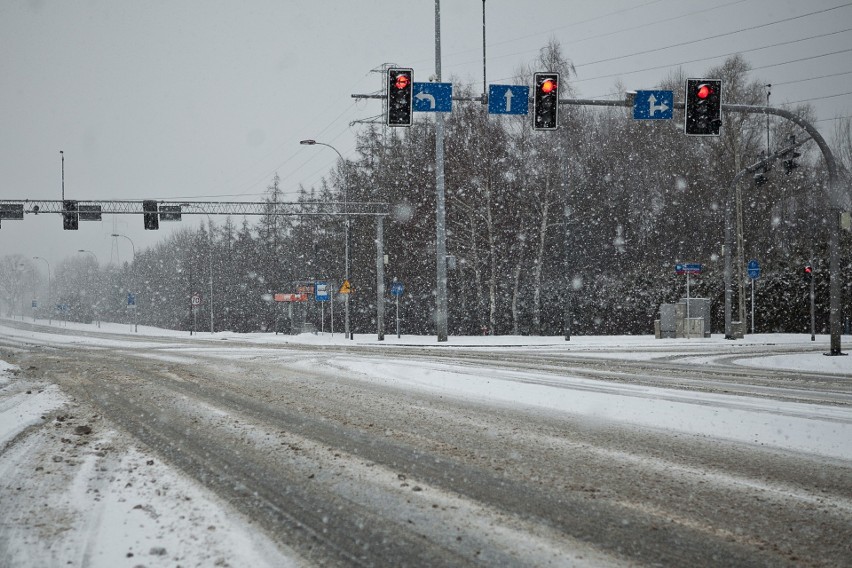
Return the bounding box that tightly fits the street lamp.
[111,233,138,332]
[78,249,100,327]
[300,139,352,340]
[33,256,51,324]
[111,233,136,261]
[182,205,215,333]
[16,263,27,321]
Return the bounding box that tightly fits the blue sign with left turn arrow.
[413,82,452,113]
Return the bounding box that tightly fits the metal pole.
[376,216,385,341]
[33,257,51,325]
[725,137,810,339]
[396,294,400,339]
[78,250,99,327]
[434,0,449,342]
[60,150,64,201]
[686,273,691,339]
[299,140,350,340]
[724,102,845,354]
[481,0,486,99]
[561,132,571,341]
[751,278,755,334]
[810,256,816,341]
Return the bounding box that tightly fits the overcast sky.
[1,0,850,271]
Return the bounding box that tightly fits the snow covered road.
[1,320,850,567]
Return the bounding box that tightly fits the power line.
[751,48,852,71]
[434,0,666,65]
[572,40,852,85]
[815,115,851,122]
[445,0,747,73]
[785,91,852,105]
[576,2,852,68]
[773,70,852,86]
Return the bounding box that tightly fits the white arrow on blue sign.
[633,90,673,120]
[413,82,452,113]
[488,85,529,115]
[747,259,760,280]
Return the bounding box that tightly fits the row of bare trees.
[3,47,850,335]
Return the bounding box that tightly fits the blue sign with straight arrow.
[412,82,452,113]
[633,90,673,120]
[488,85,529,115]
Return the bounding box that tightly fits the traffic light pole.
[434,0,449,342]
[349,89,847,353]
[724,137,810,339]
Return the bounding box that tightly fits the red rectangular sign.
[274,293,308,302]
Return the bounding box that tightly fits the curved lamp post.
[111,233,136,261]
[300,139,351,340]
[33,256,51,324]
[78,249,100,327]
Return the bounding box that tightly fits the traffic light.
[533,72,559,130]
[63,200,78,230]
[803,265,813,283]
[143,200,159,230]
[684,78,722,136]
[387,68,413,127]
[782,135,800,174]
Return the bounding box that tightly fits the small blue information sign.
[127,293,136,306]
[390,282,405,297]
[747,259,760,280]
[633,90,673,120]
[412,82,453,113]
[488,85,529,115]
[675,263,702,275]
[315,281,330,302]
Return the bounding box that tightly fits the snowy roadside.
[0,362,302,568]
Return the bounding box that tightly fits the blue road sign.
[32,299,38,309]
[488,85,529,115]
[390,282,405,297]
[412,82,452,113]
[747,259,760,280]
[127,293,136,306]
[675,263,702,275]
[315,281,330,302]
[633,90,673,120]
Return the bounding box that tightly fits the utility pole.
[434,0,449,342]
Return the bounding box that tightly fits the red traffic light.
[696,84,712,99]
[394,74,410,90]
[804,265,812,274]
[541,78,557,94]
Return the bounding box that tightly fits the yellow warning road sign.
[339,280,352,294]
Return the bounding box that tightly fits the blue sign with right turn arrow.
[633,90,673,120]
